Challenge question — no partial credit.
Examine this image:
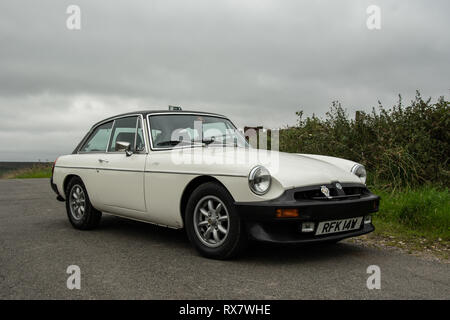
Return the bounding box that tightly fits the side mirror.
[115,141,133,156]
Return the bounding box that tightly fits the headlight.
[351,164,367,183]
[248,165,271,195]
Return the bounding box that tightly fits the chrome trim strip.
[55,165,143,173]
[134,117,139,152]
[141,113,151,154]
[55,165,97,170]
[145,170,246,177]
[55,165,246,177]
[105,119,116,153]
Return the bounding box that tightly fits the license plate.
[315,217,363,235]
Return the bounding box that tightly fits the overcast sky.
[0,0,449,161]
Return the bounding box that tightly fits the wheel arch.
[63,174,81,196]
[179,175,233,224]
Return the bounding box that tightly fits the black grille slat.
[294,185,369,201]
[311,194,361,200]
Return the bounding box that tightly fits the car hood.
[159,147,363,188]
[264,151,362,188]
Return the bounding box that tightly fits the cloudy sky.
[0,0,449,161]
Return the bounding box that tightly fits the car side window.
[108,116,139,152]
[79,121,113,153]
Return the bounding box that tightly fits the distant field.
[0,162,52,179]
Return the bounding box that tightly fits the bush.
[280,92,450,189]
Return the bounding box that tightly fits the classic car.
[50,109,380,259]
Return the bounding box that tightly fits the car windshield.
[148,114,248,149]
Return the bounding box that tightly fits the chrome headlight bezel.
[351,164,367,183]
[248,165,272,195]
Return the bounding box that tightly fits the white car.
[51,109,380,259]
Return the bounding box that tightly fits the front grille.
[294,188,339,200]
[294,185,369,201]
[343,186,368,196]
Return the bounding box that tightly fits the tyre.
[65,176,102,230]
[185,182,247,259]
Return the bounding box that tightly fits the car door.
[96,115,147,214]
[76,120,114,207]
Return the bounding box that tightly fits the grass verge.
[372,186,449,240]
[360,186,450,260]
[1,165,52,179]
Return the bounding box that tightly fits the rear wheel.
[185,182,247,259]
[65,177,102,230]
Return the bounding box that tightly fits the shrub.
[279,92,450,189]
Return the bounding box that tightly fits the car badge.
[335,183,343,190]
[320,185,331,198]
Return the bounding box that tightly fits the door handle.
[98,158,109,163]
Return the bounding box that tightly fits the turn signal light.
[373,200,379,210]
[276,208,299,218]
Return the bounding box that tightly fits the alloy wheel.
[69,184,86,220]
[193,195,230,248]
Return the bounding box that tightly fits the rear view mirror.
[115,141,133,156]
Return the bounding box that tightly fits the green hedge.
[279,92,449,189]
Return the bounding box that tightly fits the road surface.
[0,179,448,299]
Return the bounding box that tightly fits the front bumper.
[235,183,380,244]
[244,221,374,244]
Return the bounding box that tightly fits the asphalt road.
[0,178,448,299]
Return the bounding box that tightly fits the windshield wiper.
[156,140,206,147]
[157,137,240,148]
[156,140,184,146]
[202,138,215,145]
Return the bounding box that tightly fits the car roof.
[92,110,228,128]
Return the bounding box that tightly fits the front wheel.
[185,182,247,259]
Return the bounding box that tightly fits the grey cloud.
[0,0,449,160]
